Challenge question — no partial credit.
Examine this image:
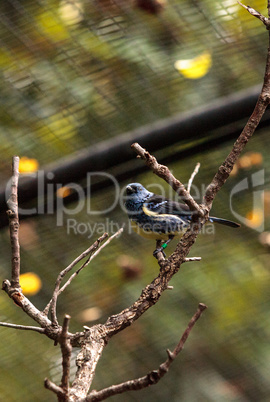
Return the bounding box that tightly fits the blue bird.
[125,183,240,256]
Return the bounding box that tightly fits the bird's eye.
[126,186,135,195]
[126,184,142,195]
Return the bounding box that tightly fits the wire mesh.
[0,1,270,401]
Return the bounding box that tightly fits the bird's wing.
[144,195,191,216]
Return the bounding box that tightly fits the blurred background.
[0,0,270,401]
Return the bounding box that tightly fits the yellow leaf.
[19,157,39,173]
[56,186,72,198]
[238,152,263,169]
[245,209,264,228]
[174,51,212,79]
[238,155,252,169]
[248,152,263,166]
[20,272,42,296]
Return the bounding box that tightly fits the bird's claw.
[153,247,166,258]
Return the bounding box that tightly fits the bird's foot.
[153,247,166,258]
[153,243,168,258]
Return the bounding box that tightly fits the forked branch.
[204,4,270,208]
[48,232,109,325]
[87,304,207,401]
[2,3,270,401]
[131,142,204,215]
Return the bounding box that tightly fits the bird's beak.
[126,185,133,193]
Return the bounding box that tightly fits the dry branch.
[48,232,109,324]
[43,229,123,321]
[184,257,201,262]
[87,304,207,401]
[187,162,200,193]
[44,378,66,398]
[2,279,53,329]
[237,1,270,27]
[0,322,45,334]
[204,6,270,208]
[60,315,72,395]
[57,228,123,298]
[6,156,20,288]
[2,3,270,401]
[131,142,204,215]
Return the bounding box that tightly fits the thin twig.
[5,5,270,400]
[0,321,45,334]
[44,378,65,397]
[184,257,201,262]
[44,229,123,322]
[6,156,20,288]
[3,157,54,331]
[187,162,200,193]
[131,143,204,216]
[2,279,52,328]
[204,6,270,209]
[237,1,270,27]
[57,227,124,297]
[87,227,124,261]
[87,304,207,401]
[48,233,109,324]
[60,315,72,394]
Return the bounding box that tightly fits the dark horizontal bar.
[0,85,266,228]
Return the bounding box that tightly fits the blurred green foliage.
[0,0,267,176]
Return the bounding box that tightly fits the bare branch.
[59,315,72,394]
[63,229,123,398]
[69,327,106,400]
[2,157,57,333]
[187,162,200,193]
[44,378,65,397]
[0,321,45,334]
[48,233,109,324]
[57,227,124,298]
[2,279,52,329]
[85,227,124,263]
[87,304,207,401]
[237,2,270,27]
[184,257,201,262]
[45,229,123,324]
[4,6,270,398]
[204,12,270,209]
[6,156,20,288]
[131,143,204,215]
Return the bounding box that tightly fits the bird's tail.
[209,216,240,228]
